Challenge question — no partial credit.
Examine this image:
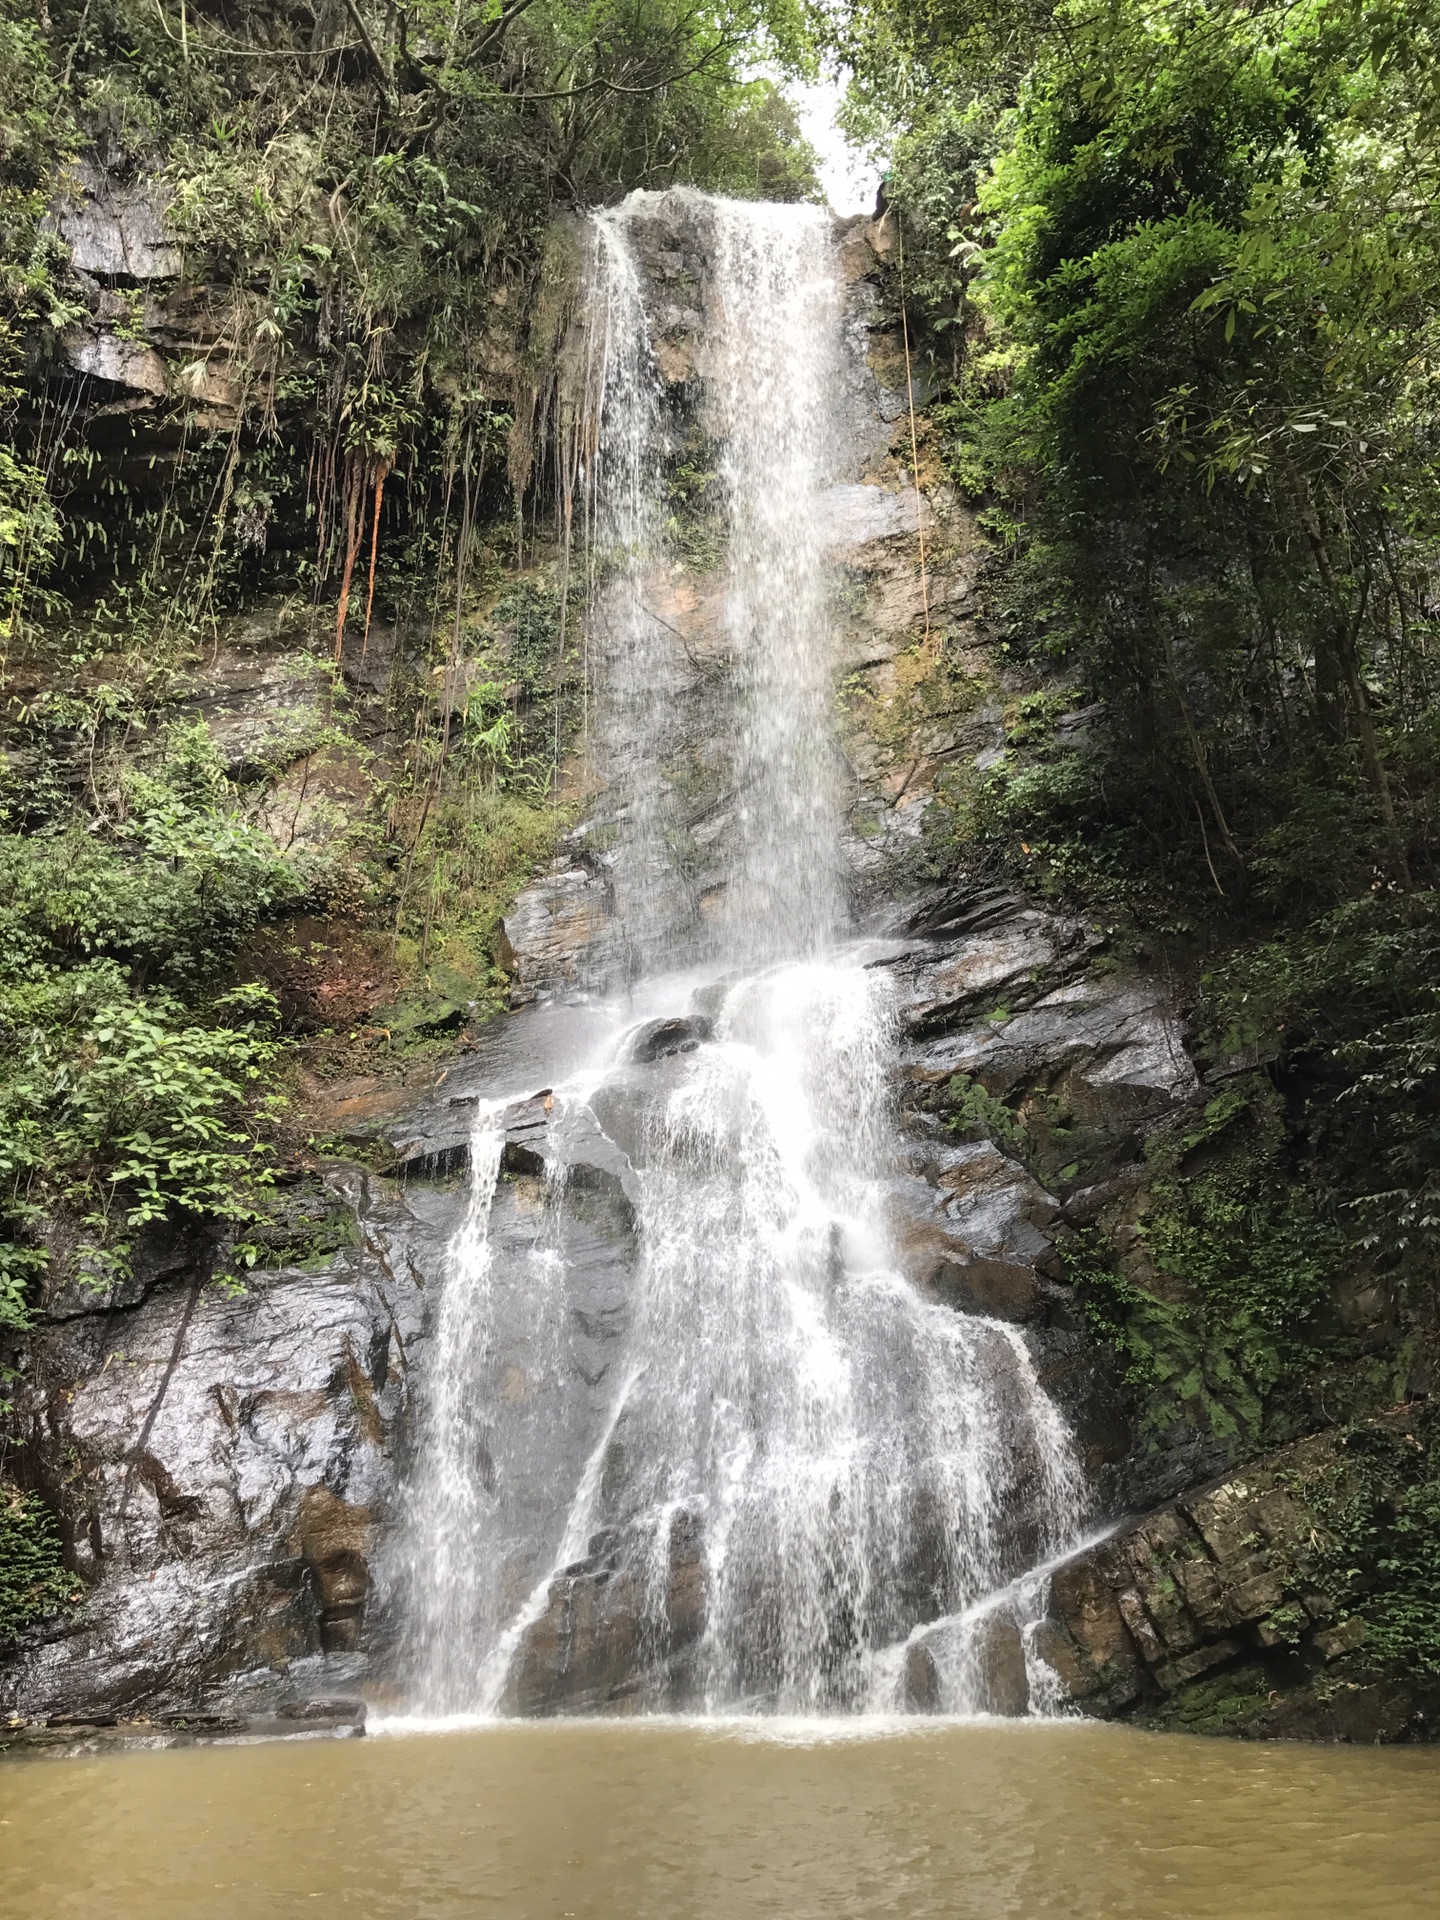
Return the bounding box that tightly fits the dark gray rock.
[888,1142,1066,1324]
[0,1175,443,1721]
[48,161,182,279]
[1034,1410,1440,1741]
[504,1506,706,1716]
[624,1015,713,1063]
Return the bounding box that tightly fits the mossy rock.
[1141,1663,1276,1737]
[248,1179,359,1270]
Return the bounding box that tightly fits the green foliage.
[871,95,1003,360]
[0,722,296,1316]
[390,778,566,1019]
[0,3,824,1317]
[1309,1413,1440,1676]
[1201,893,1440,1280]
[1066,1075,1341,1446]
[0,9,74,647]
[837,0,1440,919]
[0,0,819,658]
[487,576,576,696]
[0,970,285,1309]
[945,1070,1025,1148]
[0,724,303,988]
[664,434,724,569]
[823,0,1440,1472]
[0,1485,79,1644]
[244,1177,360,1271]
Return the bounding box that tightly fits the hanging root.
[333,453,366,662]
[361,458,390,661]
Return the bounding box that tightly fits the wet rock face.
[0,192,1315,1734]
[504,1559,641,1717]
[502,1505,709,1718]
[887,1142,1064,1324]
[0,1172,455,1720]
[411,898,1190,1718]
[0,879,1254,1729]
[49,160,181,280]
[1037,1411,1440,1741]
[903,1608,1032,1718]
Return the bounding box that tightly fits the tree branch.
[473,0,544,59]
[338,0,396,102]
[509,36,739,103]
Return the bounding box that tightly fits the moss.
[1306,1410,1440,1678]
[663,431,726,572]
[246,1179,359,1271]
[1064,1072,1346,1457]
[1142,1664,1276,1736]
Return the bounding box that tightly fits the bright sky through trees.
[786,71,880,213]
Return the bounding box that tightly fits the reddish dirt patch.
[239,916,400,1033]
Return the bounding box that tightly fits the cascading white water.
[398,191,1086,1719]
[577,962,1083,1711]
[583,210,674,972]
[401,1106,507,1699]
[706,201,848,957]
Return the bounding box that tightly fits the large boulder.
[0,1171,433,1719]
[1034,1409,1440,1740]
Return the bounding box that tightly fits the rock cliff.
[3,194,1434,1746]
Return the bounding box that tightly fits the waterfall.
[584,210,674,972]
[395,192,1086,1720]
[707,200,847,958]
[401,1106,507,1698]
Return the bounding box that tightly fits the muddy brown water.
[3,1717,1438,1919]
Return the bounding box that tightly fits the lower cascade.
[392,190,1089,1720]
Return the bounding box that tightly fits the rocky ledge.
[0,1168,458,1723]
[1040,1410,1440,1741]
[1,1696,366,1763]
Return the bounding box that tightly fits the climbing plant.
[0,1486,79,1643]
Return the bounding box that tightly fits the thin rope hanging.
[896,217,932,648]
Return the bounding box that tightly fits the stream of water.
[395,193,1088,1720]
[6,1719,1440,1919]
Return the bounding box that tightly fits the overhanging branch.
[509,36,740,104]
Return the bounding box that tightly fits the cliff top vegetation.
[0,0,820,1341]
[824,0,1440,1478]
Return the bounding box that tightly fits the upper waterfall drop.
[391,190,1089,1721]
[584,192,851,974]
[707,199,849,959]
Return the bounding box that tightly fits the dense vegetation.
[0,0,819,1637]
[9,0,1440,1684]
[832,0,1440,1508]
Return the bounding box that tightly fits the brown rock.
[294,1486,372,1653]
[1172,1556,1229,1631]
[1154,1638,1241,1691]
[498,867,615,1003]
[1048,1555,1142,1697]
[904,1640,940,1712]
[931,1256,1044,1322]
[1115,1587,1165,1664]
[968,1610,1030,1717]
[665,1510,706,1650]
[1030,1416,1438,1736]
[505,1564,639,1716]
[1312,1616,1369,1661]
[1227,1568,1287,1622]
[50,161,181,277]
